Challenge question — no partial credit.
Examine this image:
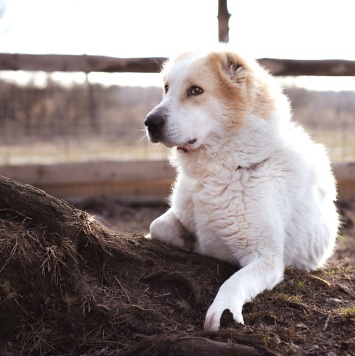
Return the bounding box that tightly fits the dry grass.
[0,79,354,165]
[0,129,352,165]
[0,139,170,165]
[310,129,355,162]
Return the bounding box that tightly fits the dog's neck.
[171,113,290,179]
[175,144,269,169]
[172,144,273,179]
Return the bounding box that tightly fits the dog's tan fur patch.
[168,51,276,130]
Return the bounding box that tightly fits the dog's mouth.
[177,138,197,153]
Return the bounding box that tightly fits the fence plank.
[0,53,165,73]
[0,160,175,185]
[1,53,355,76]
[0,161,354,201]
[258,58,355,76]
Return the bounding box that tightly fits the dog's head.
[144,49,275,152]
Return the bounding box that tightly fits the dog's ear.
[225,53,247,84]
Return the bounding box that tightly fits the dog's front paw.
[204,288,244,331]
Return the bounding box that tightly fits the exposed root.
[124,335,275,356]
[143,270,204,306]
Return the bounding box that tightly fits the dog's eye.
[164,85,169,93]
[190,86,203,96]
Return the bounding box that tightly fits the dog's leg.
[148,208,195,250]
[204,256,284,331]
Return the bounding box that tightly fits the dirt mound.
[0,177,354,355]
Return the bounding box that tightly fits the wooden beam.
[0,161,354,201]
[0,160,175,185]
[1,53,355,76]
[0,160,175,202]
[258,58,355,76]
[0,53,165,73]
[332,162,355,181]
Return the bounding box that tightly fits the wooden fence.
[0,160,354,202]
[1,53,355,76]
[1,53,355,201]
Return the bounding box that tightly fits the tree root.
[142,269,204,306]
[124,335,276,356]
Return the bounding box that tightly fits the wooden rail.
[0,53,165,73]
[0,161,175,202]
[1,53,355,76]
[0,161,354,201]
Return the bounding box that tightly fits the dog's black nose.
[144,114,165,129]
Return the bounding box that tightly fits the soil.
[0,194,354,356]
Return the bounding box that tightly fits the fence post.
[218,0,231,43]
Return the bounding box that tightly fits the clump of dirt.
[0,193,354,355]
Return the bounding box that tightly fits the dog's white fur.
[144,48,339,332]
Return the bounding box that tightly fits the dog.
[144,47,339,332]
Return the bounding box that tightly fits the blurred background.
[0,0,354,210]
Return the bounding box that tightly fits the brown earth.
[0,182,354,355]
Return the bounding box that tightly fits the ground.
[0,194,354,356]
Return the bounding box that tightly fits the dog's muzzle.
[144,111,166,142]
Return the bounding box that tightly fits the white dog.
[144,48,339,332]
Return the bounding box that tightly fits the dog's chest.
[192,168,249,208]
[188,169,261,257]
